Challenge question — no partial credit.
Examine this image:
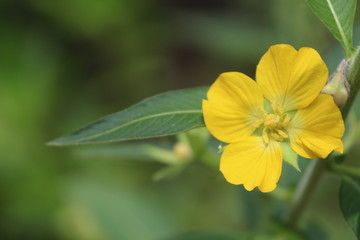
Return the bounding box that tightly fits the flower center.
[253,101,291,144]
[264,114,280,130]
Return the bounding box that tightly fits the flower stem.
[341,47,360,118]
[285,46,360,229]
[285,158,326,228]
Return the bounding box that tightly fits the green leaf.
[48,86,208,146]
[280,141,300,172]
[152,165,186,181]
[339,175,360,238]
[75,144,180,164]
[166,231,250,240]
[306,0,356,57]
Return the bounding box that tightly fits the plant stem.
[285,46,360,229]
[341,47,360,118]
[330,164,360,178]
[285,158,326,228]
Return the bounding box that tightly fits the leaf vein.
[74,110,203,142]
[326,0,350,51]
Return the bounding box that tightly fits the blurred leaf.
[166,231,250,240]
[178,13,276,63]
[174,128,211,166]
[152,165,186,181]
[60,178,177,240]
[29,0,135,36]
[339,175,360,238]
[48,87,208,146]
[306,0,356,56]
[75,144,179,164]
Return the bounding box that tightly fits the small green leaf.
[306,0,356,57]
[152,165,186,181]
[339,175,360,238]
[48,86,208,146]
[281,141,300,172]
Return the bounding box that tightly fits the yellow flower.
[202,44,344,192]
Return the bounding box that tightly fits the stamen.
[271,100,284,115]
[257,106,268,116]
[252,119,264,130]
[271,131,283,141]
[281,114,291,127]
[271,100,278,113]
[263,130,270,144]
[264,114,280,129]
[257,101,291,144]
[276,129,288,139]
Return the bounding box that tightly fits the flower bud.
[173,142,193,161]
[321,59,350,107]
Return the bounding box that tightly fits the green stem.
[285,158,326,228]
[341,47,360,118]
[285,46,360,228]
[330,164,360,178]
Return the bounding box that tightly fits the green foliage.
[2,0,360,239]
[75,144,180,164]
[166,231,250,240]
[59,177,178,240]
[306,0,356,57]
[340,176,360,238]
[48,87,208,145]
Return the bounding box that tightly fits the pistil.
[253,102,291,144]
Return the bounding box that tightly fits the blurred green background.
[1,0,359,239]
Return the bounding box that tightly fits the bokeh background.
[1,0,360,239]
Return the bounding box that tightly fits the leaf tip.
[45,140,61,146]
[46,137,70,146]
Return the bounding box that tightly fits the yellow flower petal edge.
[203,44,345,192]
[288,94,344,159]
[202,72,264,143]
[256,44,328,112]
[220,136,282,193]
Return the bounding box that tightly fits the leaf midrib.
[57,109,203,143]
[326,0,351,51]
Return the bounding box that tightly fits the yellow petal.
[220,136,283,192]
[256,44,328,111]
[203,72,264,143]
[288,94,344,159]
